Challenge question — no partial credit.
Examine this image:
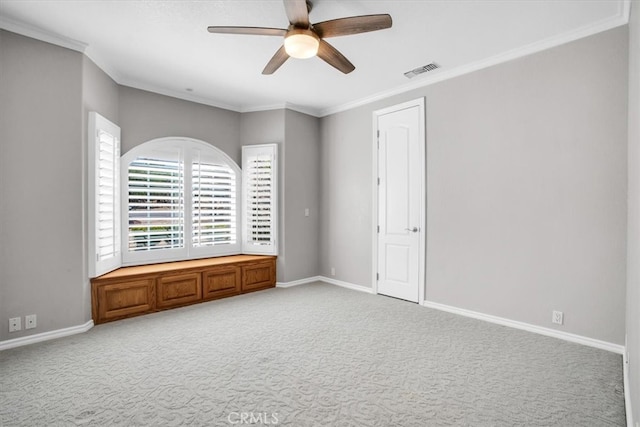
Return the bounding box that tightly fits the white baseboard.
[624,346,634,427]
[421,300,624,355]
[276,275,375,294]
[318,276,375,294]
[0,320,94,351]
[276,276,323,288]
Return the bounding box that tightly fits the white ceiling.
[0,0,628,116]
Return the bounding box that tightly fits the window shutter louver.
[242,144,278,255]
[192,153,237,247]
[97,131,118,260]
[89,112,122,277]
[127,156,184,252]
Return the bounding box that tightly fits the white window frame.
[242,143,278,255]
[88,112,121,277]
[121,137,242,266]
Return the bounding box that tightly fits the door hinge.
[377,225,380,233]
[376,273,379,281]
[377,177,380,185]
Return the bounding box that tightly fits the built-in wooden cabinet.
[202,266,241,301]
[156,272,202,309]
[95,278,155,323]
[91,255,276,324]
[242,261,276,292]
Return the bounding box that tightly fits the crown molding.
[622,0,631,22]
[83,48,123,84]
[0,16,123,84]
[240,103,287,114]
[116,79,322,117]
[282,102,321,117]
[318,5,630,117]
[240,102,321,117]
[105,83,323,117]
[2,1,629,119]
[0,15,87,53]
[117,77,242,112]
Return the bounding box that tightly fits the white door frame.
[372,97,426,303]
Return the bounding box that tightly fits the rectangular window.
[88,112,121,277]
[242,143,278,255]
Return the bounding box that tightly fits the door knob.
[405,227,419,233]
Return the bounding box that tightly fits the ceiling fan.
[207,0,392,75]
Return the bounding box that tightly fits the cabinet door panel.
[97,279,155,322]
[157,272,202,308]
[242,261,276,292]
[203,266,241,300]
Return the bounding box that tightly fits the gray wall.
[0,31,84,341]
[626,1,640,422]
[320,26,628,345]
[283,109,320,282]
[320,108,374,285]
[118,86,241,161]
[240,110,285,145]
[83,57,119,126]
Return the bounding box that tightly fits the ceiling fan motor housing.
[284,27,320,58]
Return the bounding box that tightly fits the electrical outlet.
[25,314,37,330]
[552,310,564,325]
[304,208,310,217]
[330,267,336,276]
[9,317,21,332]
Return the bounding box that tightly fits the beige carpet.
[0,282,626,426]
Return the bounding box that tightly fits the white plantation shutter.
[88,112,121,277]
[192,152,237,247]
[127,156,184,253]
[97,131,118,259]
[242,144,278,255]
[121,138,241,265]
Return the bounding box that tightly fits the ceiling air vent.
[404,63,440,79]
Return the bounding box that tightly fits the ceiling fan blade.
[313,14,392,38]
[207,26,287,37]
[317,40,355,74]
[262,46,290,74]
[283,0,310,27]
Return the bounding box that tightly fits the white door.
[375,99,425,303]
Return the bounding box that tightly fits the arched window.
[121,137,241,264]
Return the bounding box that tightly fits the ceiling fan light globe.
[284,33,319,59]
